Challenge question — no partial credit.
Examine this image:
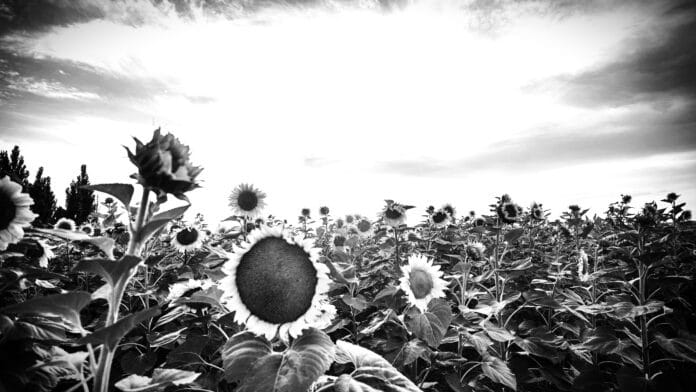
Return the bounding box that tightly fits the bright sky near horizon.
[1,0,695,225]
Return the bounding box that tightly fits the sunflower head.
[382,200,413,228]
[126,128,202,200]
[622,194,632,204]
[319,206,330,216]
[666,192,679,203]
[332,233,347,249]
[465,242,486,261]
[301,208,311,218]
[0,176,37,251]
[429,209,450,227]
[497,200,522,224]
[356,218,373,237]
[220,226,334,340]
[345,215,354,224]
[335,218,344,229]
[472,217,486,227]
[229,183,267,218]
[399,254,448,311]
[442,204,455,217]
[54,217,76,231]
[172,227,205,252]
[80,224,94,235]
[530,202,545,221]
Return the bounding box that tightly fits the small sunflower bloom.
[355,218,373,238]
[54,218,77,231]
[382,200,413,228]
[126,128,202,200]
[465,242,486,262]
[319,206,330,216]
[429,208,451,228]
[0,176,37,250]
[229,183,267,218]
[530,202,545,221]
[497,196,523,224]
[172,227,205,252]
[399,254,448,312]
[220,226,335,340]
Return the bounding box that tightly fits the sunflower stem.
[94,189,150,392]
[394,227,401,274]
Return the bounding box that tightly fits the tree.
[0,145,30,190]
[65,164,95,225]
[29,166,57,225]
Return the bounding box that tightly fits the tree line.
[0,145,96,226]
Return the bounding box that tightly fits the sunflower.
[229,183,266,218]
[345,215,355,224]
[0,177,37,251]
[319,206,330,216]
[530,202,545,221]
[472,217,486,227]
[8,238,55,268]
[172,227,205,252]
[382,201,412,228]
[54,218,76,231]
[36,239,55,268]
[80,224,94,236]
[399,254,448,312]
[429,208,451,228]
[464,242,486,262]
[355,218,373,238]
[220,226,335,340]
[331,232,347,252]
[166,278,213,302]
[497,200,523,224]
[442,204,456,218]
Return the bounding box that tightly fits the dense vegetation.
[1,130,694,392]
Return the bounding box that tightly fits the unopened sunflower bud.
[126,128,202,200]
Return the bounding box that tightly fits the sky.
[0,0,695,225]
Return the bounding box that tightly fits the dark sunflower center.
[357,220,371,232]
[235,237,318,324]
[0,190,16,230]
[409,269,434,299]
[176,228,199,245]
[504,203,518,218]
[57,221,73,230]
[533,209,543,219]
[333,236,346,247]
[82,226,92,234]
[385,208,402,220]
[237,190,258,211]
[444,206,454,215]
[432,211,447,224]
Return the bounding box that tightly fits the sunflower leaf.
[74,256,143,307]
[1,291,92,334]
[335,340,422,392]
[34,228,116,259]
[81,183,134,207]
[224,328,335,392]
[406,299,453,348]
[115,368,200,392]
[481,354,517,391]
[79,306,161,350]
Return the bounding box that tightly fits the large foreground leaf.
[79,307,161,350]
[334,340,422,392]
[222,328,335,392]
[481,354,517,391]
[406,299,452,347]
[81,183,134,207]
[1,291,92,333]
[115,368,200,392]
[34,228,116,259]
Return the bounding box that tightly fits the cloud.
[375,101,696,177]
[527,1,696,109]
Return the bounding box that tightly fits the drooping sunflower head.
[172,227,205,252]
[666,192,679,203]
[382,201,412,228]
[429,209,451,227]
[126,128,202,199]
[497,200,523,224]
[220,226,335,340]
[622,194,632,204]
[0,176,37,251]
[399,254,448,312]
[229,183,267,218]
[335,218,345,229]
[319,206,330,216]
[54,217,77,231]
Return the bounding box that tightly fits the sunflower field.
[1,130,695,392]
